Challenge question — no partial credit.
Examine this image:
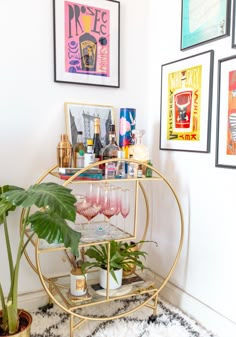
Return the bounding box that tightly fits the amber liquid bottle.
[79,16,97,71]
[73,131,85,168]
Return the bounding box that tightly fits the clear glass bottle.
[115,150,126,178]
[57,134,72,168]
[93,118,103,162]
[132,130,149,177]
[102,124,120,179]
[73,131,85,168]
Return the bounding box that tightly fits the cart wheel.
[38,303,54,312]
[147,314,157,324]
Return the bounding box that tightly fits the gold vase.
[0,310,32,337]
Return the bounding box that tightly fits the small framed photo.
[160,50,214,153]
[65,102,115,147]
[216,55,236,168]
[181,0,231,50]
[53,0,120,87]
[232,0,236,48]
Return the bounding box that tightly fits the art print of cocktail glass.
[120,189,130,229]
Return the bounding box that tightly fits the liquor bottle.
[73,131,85,168]
[57,134,72,168]
[115,150,126,179]
[102,124,120,179]
[93,118,103,162]
[84,139,95,167]
[132,129,149,177]
[79,15,97,72]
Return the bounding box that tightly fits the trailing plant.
[82,240,158,283]
[0,182,81,335]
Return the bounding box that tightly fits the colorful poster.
[227,70,236,155]
[64,1,110,77]
[167,65,202,142]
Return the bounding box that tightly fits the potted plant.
[0,182,81,336]
[82,240,157,290]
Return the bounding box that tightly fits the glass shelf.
[49,269,159,314]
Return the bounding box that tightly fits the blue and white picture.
[181,0,230,50]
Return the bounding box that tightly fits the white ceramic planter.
[99,268,122,289]
[70,268,87,296]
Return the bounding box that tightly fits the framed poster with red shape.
[53,0,120,87]
[160,50,214,153]
[216,55,236,169]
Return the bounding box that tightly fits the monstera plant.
[0,182,81,336]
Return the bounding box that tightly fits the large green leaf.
[2,183,76,221]
[0,185,23,225]
[29,211,81,256]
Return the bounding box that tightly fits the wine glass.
[75,188,101,225]
[120,189,130,229]
[102,186,118,224]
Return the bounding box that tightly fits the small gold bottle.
[57,134,72,168]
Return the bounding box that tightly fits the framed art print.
[160,50,214,152]
[65,102,115,147]
[181,0,231,50]
[53,0,120,87]
[216,55,236,168]
[232,0,236,48]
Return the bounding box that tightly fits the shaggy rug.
[30,296,217,337]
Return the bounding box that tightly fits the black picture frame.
[181,0,231,50]
[232,0,236,48]
[160,50,214,153]
[215,55,236,168]
[53,0,120,87]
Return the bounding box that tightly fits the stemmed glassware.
[120,189,130,229]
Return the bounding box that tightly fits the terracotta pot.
[0,309,32,337]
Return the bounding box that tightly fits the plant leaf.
[29,211,81,256]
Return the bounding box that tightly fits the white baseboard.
[157,276,236,337]
[18,289,49,312]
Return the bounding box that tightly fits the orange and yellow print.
[167,65,202,141]
[227,70,236,155]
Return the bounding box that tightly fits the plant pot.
[123,243,138,277]
[70,268,87,296]
[99,268,122,289]
[0,310,32,337]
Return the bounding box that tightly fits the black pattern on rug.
[30,296,217,337]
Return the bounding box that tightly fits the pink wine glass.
[120,189,130,228]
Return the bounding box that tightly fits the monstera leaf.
[0,182,81,256]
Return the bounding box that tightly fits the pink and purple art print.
[64,1,110,77]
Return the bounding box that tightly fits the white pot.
[70,268,87,296]
[99,268,122,289]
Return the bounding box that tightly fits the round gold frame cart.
[22,159,184,337]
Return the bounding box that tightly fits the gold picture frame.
[64,102,115,147]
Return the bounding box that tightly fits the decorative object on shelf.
[181,0,231,50]
[160,50,214,153]
[215,54,236,169]
[82,240,157,290]
[0,183,81,336]
[119,108,136,157]
[232,0,236,48]
[57,134,73,168]
[73,131,85,168]
[64,102,115,148]
[65,249,88,297]
[53,0,120,87]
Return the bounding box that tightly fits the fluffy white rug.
[30,296,217,337]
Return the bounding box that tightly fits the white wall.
[1,0,236,336]
[146,0,236,336]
